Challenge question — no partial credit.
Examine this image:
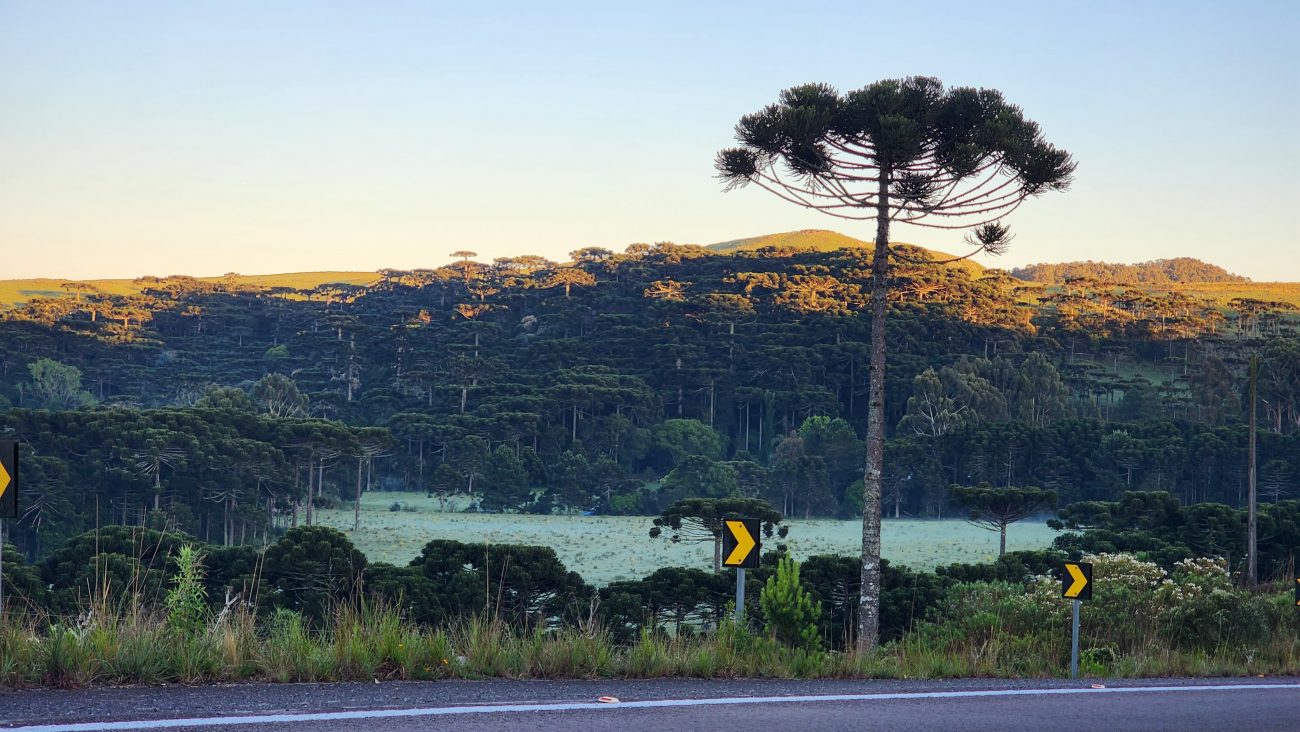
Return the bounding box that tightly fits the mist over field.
[315,491,1062,584]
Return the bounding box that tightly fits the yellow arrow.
[1064,563,1088,598]
[724,520,755,566]
[0,458,10,501]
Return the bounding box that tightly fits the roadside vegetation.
[1,525,1296,688]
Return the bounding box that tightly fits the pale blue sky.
[2,1,1297,280]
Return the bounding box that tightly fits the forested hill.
[2,238,1299,560]
[1012,257,1248,285]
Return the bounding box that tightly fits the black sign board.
[0,440,16,519]
[722,519,760,569]
[1062,561,1092,601]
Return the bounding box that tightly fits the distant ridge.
[704,229,985,276]
[1012,258,1248,285]
[706,229,875,253]
[0,272,378,309]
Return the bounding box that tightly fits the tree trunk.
[305,456,315,527]
[355,456,364,532]
[999,522,1007,557]
[857,174,889,654]
[713,536,722,573]
[1247,353,1258,585]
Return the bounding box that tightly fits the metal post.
[1248,353,1258,585]
[1070,598,1081,679]
[735,567,745,624]
[0,519,5,615]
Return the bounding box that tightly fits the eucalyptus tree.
[716,77,1075,650]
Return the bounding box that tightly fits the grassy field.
[316,491,1062,585]
[0,271,379,308]
[1179,281,1300,308]
[705,229,986,277]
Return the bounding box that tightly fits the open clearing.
[317,492,1062,586]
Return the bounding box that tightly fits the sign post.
[1294,576,1299,608]
[722,519,760,624]
[0,440,17,614]
[1061,561,1092,679]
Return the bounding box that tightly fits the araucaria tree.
[950,484,1057,557]
[716,77,1075,651]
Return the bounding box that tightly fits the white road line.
[9,683,1298,732]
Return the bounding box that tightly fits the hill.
[0,271,379,309]
[705,229,986,277]
[4,239,1300,565]
[1012,258,1247,286]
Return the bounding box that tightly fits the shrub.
[165,545,208,635]
[261,526,366,624]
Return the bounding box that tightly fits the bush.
[261,526,366,624]
[1162,588,1271,650]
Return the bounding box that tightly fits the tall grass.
[2,598,1296,689]
[3,554,1298,688]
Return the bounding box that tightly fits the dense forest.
[2,236,1297,567]
[1012,257,1248,285]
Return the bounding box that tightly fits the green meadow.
[316,491,1063,585]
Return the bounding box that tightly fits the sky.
[2,0,1297,281]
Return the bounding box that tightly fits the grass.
[704,229,986,276]
[3,590,1296,689]
[0,272,380,308]
[315,492,1062,584]
[4,547,1297,689]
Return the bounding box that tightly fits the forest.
[1,235,1298,575]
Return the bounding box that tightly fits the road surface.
[2,677,1297,731]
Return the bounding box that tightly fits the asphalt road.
[2,677,1298,731]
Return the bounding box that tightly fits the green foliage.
[760,557,822,650]
[651,419,725,467]
[26,358,94,410]
[251,373,309,418]
[261,526,367,623]
[1,541,50,611]
[164,545,208,635]
[600,566,731,640]
[1013,258,1247,285]
[1161,560,1271,650]
[39,526,189,613]
[658,456,739,505]
[1051,492,1300,576]
[406,539,590,628]
[936,549,1068,585]
[194,385,256,412]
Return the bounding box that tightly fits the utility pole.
[1248,353,1258,586]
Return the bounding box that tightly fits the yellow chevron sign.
[722,519,760,569]
[1062,562,1092,600]
[0,440,14,518]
